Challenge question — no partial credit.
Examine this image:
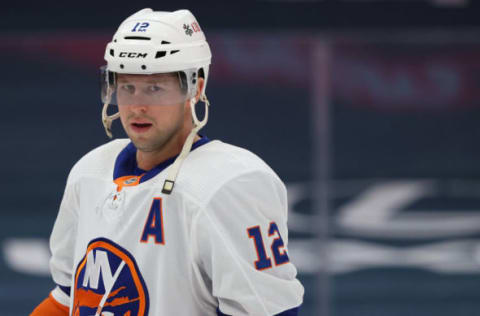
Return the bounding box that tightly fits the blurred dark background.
[1,1,480,315]
[1,0,479,30]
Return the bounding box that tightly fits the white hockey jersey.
[48,137,304,316]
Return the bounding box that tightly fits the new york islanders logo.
[73,238,149,316]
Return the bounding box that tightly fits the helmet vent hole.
[109,49,114,57]
[120,64,124,69]
[124,36,151,40]
[161,40,171,45]
[141,65,146,70]
[155,51,167,59]
[171,50,180,55]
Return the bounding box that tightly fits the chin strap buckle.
[162,180,175,194]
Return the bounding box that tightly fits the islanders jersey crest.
[73,238,149,316]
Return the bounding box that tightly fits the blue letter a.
[140,198,164,244]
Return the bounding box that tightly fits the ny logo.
[83,250,123,291]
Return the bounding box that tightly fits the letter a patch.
[140,198,164,244]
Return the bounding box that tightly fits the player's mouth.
[130,122,153,133]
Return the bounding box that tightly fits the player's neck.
[135,132,200,171]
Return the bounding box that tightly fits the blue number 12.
[132,22,150,32]
[247,222,290,270]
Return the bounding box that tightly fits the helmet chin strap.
[102,89,120,139]
[102,102,120,138]
[162,95,209,194]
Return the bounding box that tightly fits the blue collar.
[113,136,211,184]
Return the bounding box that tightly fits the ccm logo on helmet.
[119,52,148,58]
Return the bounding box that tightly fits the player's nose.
[128,103,149,113]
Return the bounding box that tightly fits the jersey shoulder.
[177,140,285,205]
[67,139,130,185]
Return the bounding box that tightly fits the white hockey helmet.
[101,8,212,194]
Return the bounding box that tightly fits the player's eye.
[119,84,135,94]
[147,85,164,93]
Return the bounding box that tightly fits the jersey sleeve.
[30,291,69,316]
[192,170,304,316]
[48,179,79,299]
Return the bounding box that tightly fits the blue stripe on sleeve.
[276,307,300,315]
[217,306,300,315]
[58,285,71,297]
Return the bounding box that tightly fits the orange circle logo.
[73,238,149,316]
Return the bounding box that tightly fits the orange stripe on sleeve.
[30,293,69,316]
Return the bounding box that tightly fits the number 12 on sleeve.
[247,222,290,271]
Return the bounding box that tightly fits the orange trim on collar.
[114,174,145,192]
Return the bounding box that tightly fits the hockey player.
[31,8,304,316]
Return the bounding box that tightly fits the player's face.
[117,73,187,153]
